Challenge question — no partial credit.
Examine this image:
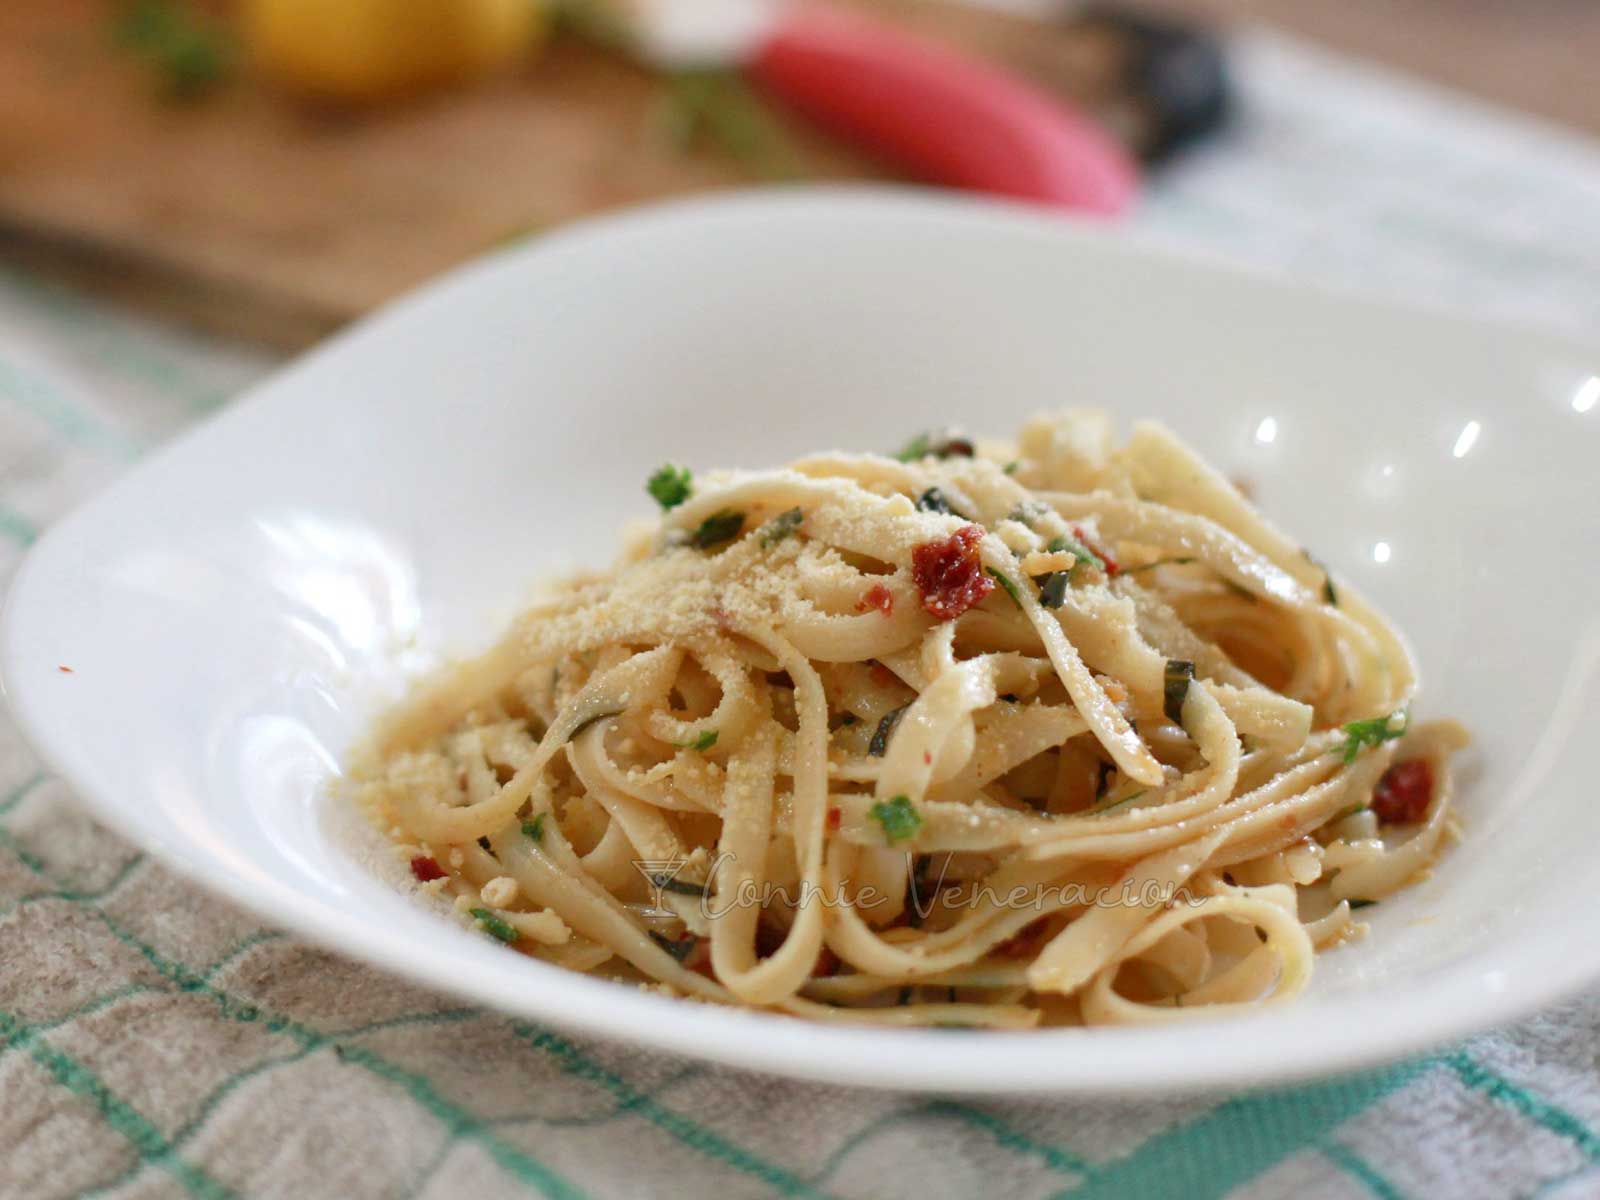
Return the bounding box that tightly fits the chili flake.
[409,855,446,882]
[856,583,894,616]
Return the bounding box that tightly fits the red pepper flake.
[855,583,894,616]
[409,855,447,882]
[826,807,842,832]
[923,751,932,765]
[1371,759,1434,824]
[1072,525,1120,577]
[911,524,994,620]
[57,665,74,674]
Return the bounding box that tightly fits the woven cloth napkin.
[4,31,1600,1200]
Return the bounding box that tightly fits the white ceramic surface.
[5,190,1599,1095]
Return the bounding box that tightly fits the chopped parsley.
[646,463,693,510]
[917,487,958,515]
[894,430,975,462]
[1304,549,1339,605]
[1007,501,1050,527]
[1049,533,1105,574]
[1336,711,1408,764]
[1036,571,1070,609]
[650,871,712,897]
[759,507,803,547]
[1347,898,1378,910]
[869,794,923,844]
[690,509,745,549]
[676,729,719,752]
[1163,659,1195,724]
[1003,461,1020,476]
[649,930,700,962]
[469,908,519,944]
[985,567,1023,609]
[1126,556,1197,574]
[521,814,547,842]
[868,705,908,757]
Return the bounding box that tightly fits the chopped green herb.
[893,430,975,462]
[904,855,934,928]
[648,930,699,962]
[1049,534,1105,574]
[1007,501,1049,527]
[651,872,712,897]
[1347,898,1378,910]
[1036,571,1070,609]
[1304,549,1339,605]
[869,794,923,844]
[917,487,958,515]
[759,506,803,547]
[1003,461,1020,476]
[985,567,1023,609]
[1337,711,1408,764]
[676,729,719,753]
[690,509,745,549]
[469,908,519,944]
[115,0,233,100]
[1126,557,1197,574]
[646,463,693,510]
[566,705,624,742]
[521,814,547,842]
[1163,660,1195,724]
[868,705,909,757]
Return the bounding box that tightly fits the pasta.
[351,412,1466,1028]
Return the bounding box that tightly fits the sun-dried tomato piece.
[410,855,446,882]
[855,583,894,616]
[1372,759,1434,824]
[911,524,994,620]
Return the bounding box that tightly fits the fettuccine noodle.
[352,412,1466,1028]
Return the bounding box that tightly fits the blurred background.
[2,0,1597,352]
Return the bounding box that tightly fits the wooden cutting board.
[0,0,1111,349]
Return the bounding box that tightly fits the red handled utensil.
[627,0,1141,215]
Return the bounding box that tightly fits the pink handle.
[750,6,1137,215]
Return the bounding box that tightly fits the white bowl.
[4,190,1599,1095]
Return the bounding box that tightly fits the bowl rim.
[5,186,1598,1095]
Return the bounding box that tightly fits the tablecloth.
[3,29,1600,1200]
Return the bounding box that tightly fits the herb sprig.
[647,464,692,510]
[469,908,519,944]
[1336,711,1408,764]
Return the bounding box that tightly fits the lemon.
[243,0,546,104]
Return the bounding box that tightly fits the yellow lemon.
[243,0,546,104]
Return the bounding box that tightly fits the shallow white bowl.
[5,190,1599,1095]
